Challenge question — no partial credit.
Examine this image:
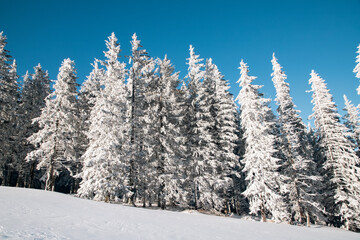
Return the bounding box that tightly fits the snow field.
[0,187,359,240]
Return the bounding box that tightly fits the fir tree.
[77,60,104,183]
[271,54,324,225]
[139,53,158,206]
[309,70,360,231]
[146,56,187,209]
[236,59,289,222]
[127,33,151,206]
[214,71,241,214]
[0,31,19,186]
[26,58,80,191]
[18,64,50,187]
[77,33,128,201]
[183,45,219,210]
[204,58,240,212]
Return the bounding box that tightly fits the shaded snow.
[0,187,358,240]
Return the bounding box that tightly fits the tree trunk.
[28,161,36,188]
[300,206,306,224]
[194,182,198,210]
[142,195,146,208]
[130,190,137,207]
[161,199,165,210]
[261,206,267,222]
[306,211,311,227]
[233,197,238,215]
[16,174,23,187]
[6,167,12,186]
[46,163,55,191]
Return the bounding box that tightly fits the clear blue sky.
[1,0,360,124]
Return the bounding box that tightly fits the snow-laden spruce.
[0,31,19,187]
[354,44,360,94]
[78,60,104,168]
[126,33,151,206]
[18,64,50,187]
[183,45,222,210]
[144,56,187,208]
[343,95,360,150]
[77,33,128,201]
[138,51,158,207]
[236,59,289,223]
[26,58,80,191]
[195,57,226,211]
[308,70,360,231]
[271,54,325,225]
[203,58,240,212]
[182,45,204,209]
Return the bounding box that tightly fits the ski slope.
[0,187,358,240]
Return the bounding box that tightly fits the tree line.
[1,31,360,232]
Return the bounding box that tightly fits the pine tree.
[343,95,360,151]
[354,44,360,95]
[309,70,360,231]
[0,31,20,186]
[77,33,128,201]
[26,58,80,191]
[271,54,324,225]
[236,59,289,222]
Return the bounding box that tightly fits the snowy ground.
[0,187,358,240]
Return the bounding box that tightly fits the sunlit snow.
[0,187,358,240]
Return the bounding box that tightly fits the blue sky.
[1,0,360,124]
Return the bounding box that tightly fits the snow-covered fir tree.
[137,53,158,206]
[204,58,240,212]
[180,49,199,209]
[26,58,80,191]
[126,33,152,206]
[0,31,19,186]
[192,56,226,211]
[343,95,360,151]
[16,71,33,187]
[212,66,242,214]
[77,33,128,201]
[271,54,324,225]
[18,64,50,187]
[309,70,360,231]
[77,60,104,169]
[182,45,220,210]
[145,56,187,209]
[232,110,248,215]
[354,44,360,95]
[236,59,289,222]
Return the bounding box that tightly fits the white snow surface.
[0,187,358,240]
